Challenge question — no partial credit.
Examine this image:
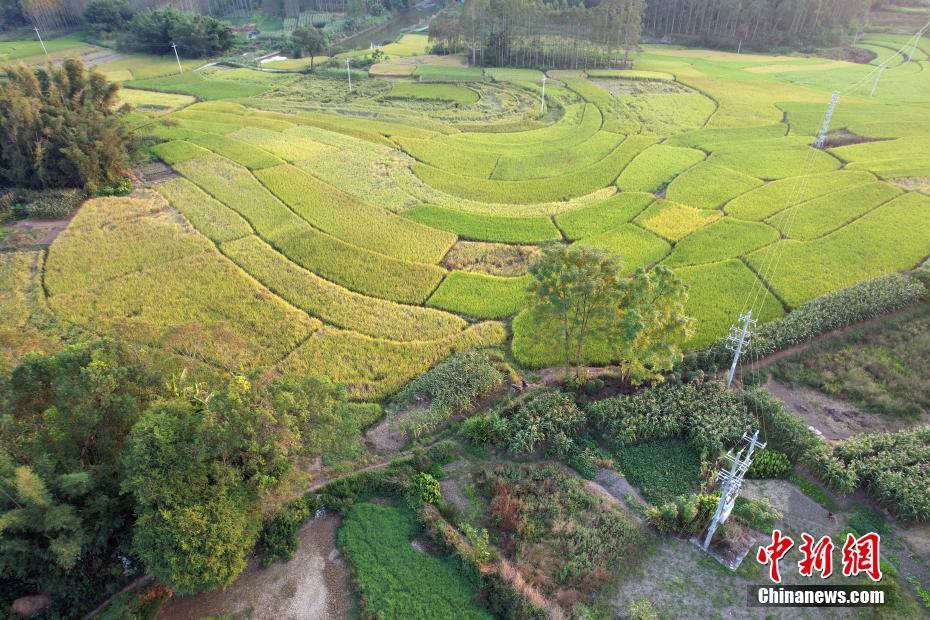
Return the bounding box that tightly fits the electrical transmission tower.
[724,311,756,388]
[703,431,766,550]
[814,91,841,149]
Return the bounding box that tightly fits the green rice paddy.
[22,32,930,389]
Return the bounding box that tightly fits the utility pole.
[540,75,547,114]
[814,91,841,149]
[703,431,765,550]
[909,33,922,61]
[171,42,183,74]
[346,58,352,92]
[34,25,48,57]
[869,65,885,97]
[737,40,742,55]
[725,310,756,389]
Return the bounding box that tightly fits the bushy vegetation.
[746,450,792,479]
[475,465,644,597]
[587,381,756,458]
[0,60,134,192]
[393,350,504,438]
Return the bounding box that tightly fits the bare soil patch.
[0,218,71,251]
[765,378,924,441]
[588,468,647,519]
[442,240,539,277]
[136,161,180,186]
[743,479,846,538]
[158,514,352,620]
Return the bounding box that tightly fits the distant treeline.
[429,0,646,69]
[643,0,873,49]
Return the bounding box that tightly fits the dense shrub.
[11,188,85,219]
[0,60,135,191]
[587,381,755,458]
[747,450,792,479]
[459,411,501,446]
[732,497,781,531]
[84,0,133,34]
[126,7,235,58]
[407,472,442,507]
[498,390,585,457]
[394,350,504,438]
[646,493,719,534]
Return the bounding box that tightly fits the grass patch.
[614,438,704,505]
[427,272,531,319]
[555,192,654,240]
[787,473,839,512]
[222,235,467,341]
[673,259,784,348]
[149,140,211,165]
[664,218,779,267]
[746,192,930,307]
[616,144,705,193]
[128,68,295,100]
[577,224,671,272]
[665,162,762,209]
[725,170,878,221]
[403,204,561,244]
[255,164,455,263]
[337,502,492,620]
[413,64,486,82]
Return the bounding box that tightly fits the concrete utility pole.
[725,310,756,389]
[540,75,547,114]
[703,431,765,550]
[814,91,841,148]
[869,66,885,97]
[34,26,48,57]
[171,42,183,73]
[346,58,352,92]
[737,40,742,54]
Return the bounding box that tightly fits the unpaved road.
[158,515,353,620]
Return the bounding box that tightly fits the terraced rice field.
[38,40,930,395]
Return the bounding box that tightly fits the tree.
[607,265,693,385]
[527,244,625,376]
[0,0,26,29]
[122,375,359,593]
[525,244,692,381]
[123,401,260,594]
[126,7,235,58]
[0,59,135,191]
[84,0,134,34]
[291,25,328,69]
[0,341,157,614]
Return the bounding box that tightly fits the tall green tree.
[126,7,235,58]
[527,244,625,376]
[0,341,157,614]
[291,25,328,69]
[0,59,134,191]
[526,244,692,381]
